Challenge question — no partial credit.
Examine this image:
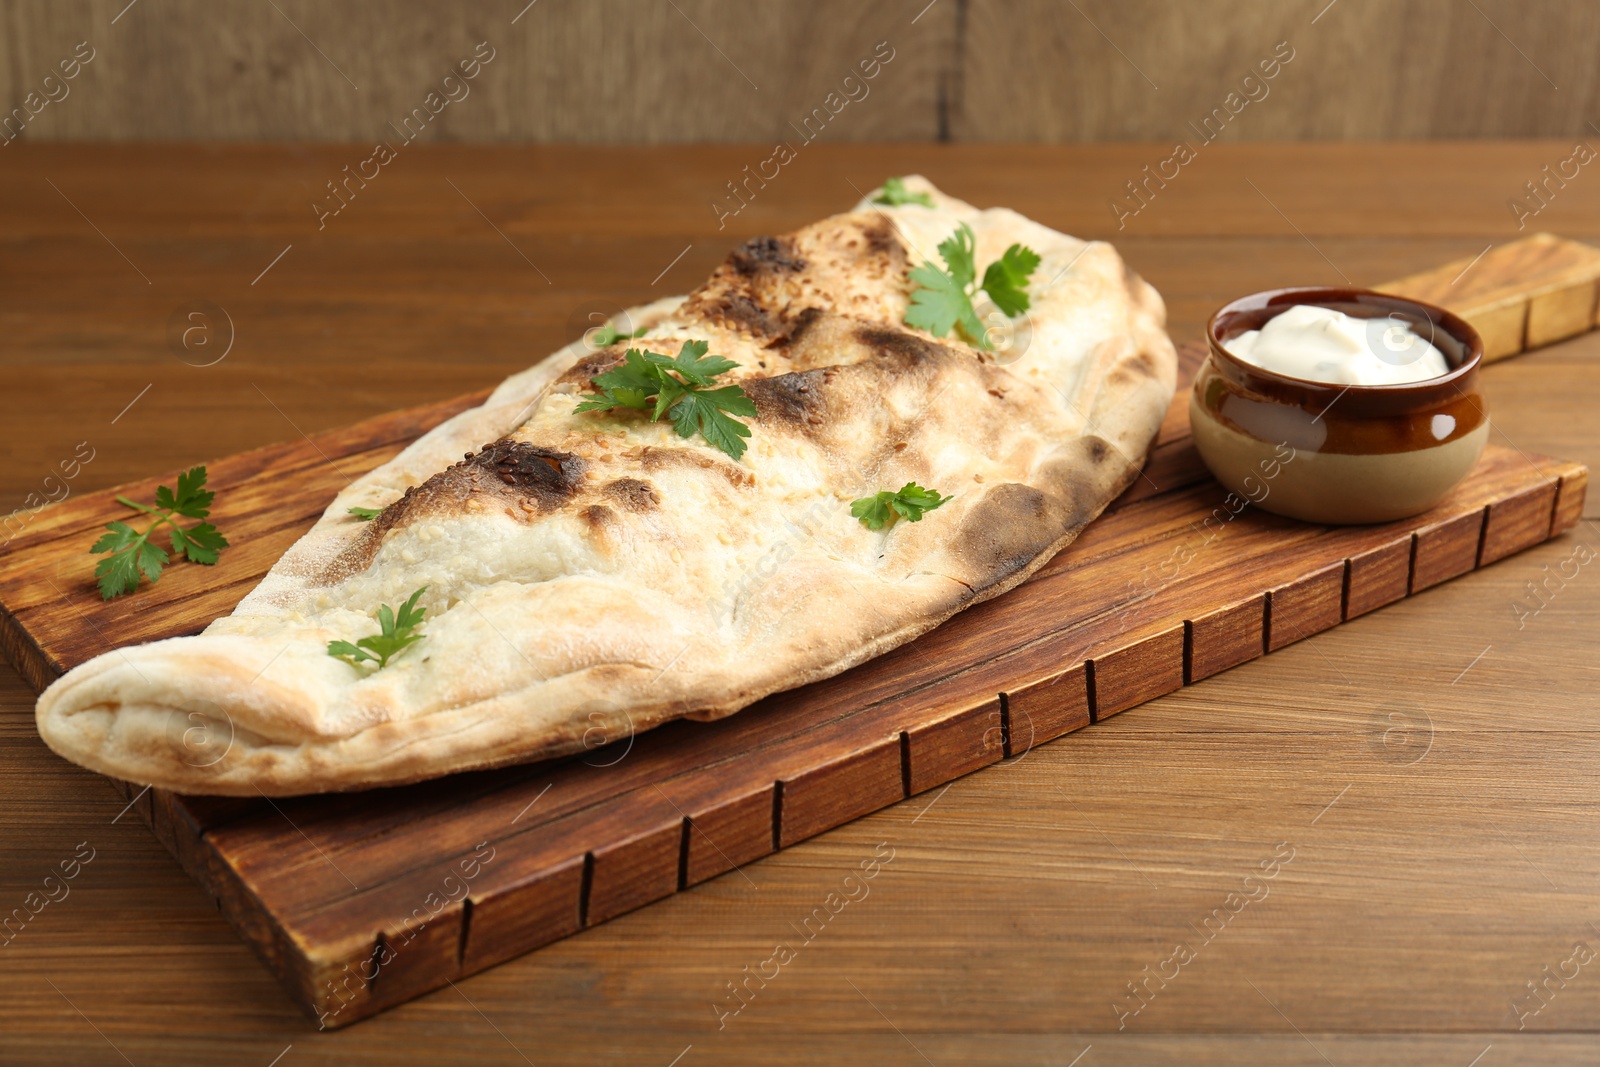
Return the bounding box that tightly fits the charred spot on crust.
[950,482,1076,590]
[681,236,811,342]
[698,290,785,339]
[950,436,1138,594]
[580,504,616,530]
[743,369,828,430]
[558,349,624,389]
[1107,350,1161,389]
[468,441,586,506]
[765,305,824,350]
[1107,348,1161,390]
[314,441,587,584]
[321,496,409,583]
[855,326,948,368]
[730,235,806,277]
[605,477,660,511]
[860,216,900,257]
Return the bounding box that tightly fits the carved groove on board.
[1181,620,1193,686]
[456,898,473,966]
[369,934,391,1000]
[577,853,594,928]
[1406,533,1420,597]
[1473,504,1490,567]
[676,818,691,893]
[769,782,783,854]
[1552,469,1589,535]
[898,731,912,797]
[1084,660,1099,725]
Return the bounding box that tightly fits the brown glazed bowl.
[1191,287,1488,524]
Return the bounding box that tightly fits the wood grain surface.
[2,142,1600,1065]
[6,1,1600,143]
[1379,233,1600,362]
[1,333,1581,1029]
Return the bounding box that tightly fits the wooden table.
[2,142,1597,1065]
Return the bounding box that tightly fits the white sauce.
[1226,304,1451,385]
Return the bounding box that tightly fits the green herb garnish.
[872,177,935,208]
[903,222,1040,350]
[589,323,648,348]
[347,506,383,521]
[850,483,952,531]
[979,243,1042,317]
[574,339,757,461]
[90,465,229,600]
[328,587,428,670]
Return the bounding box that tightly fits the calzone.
[36,178,1177,795]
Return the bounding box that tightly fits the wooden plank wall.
[3,0,1599,143]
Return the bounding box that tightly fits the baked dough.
[36,178,1177,795]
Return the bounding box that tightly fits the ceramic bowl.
[1190,287,1488,524]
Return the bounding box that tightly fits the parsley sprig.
[903,222,1040,351]
[574,340,757,461]
[90,466,229,600]
[347,506,383,521]
[328,587,428,670]
[872,177,934,208]
[851,483,952,531]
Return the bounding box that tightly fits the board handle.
[1377,232,1600,364]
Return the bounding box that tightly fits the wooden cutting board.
[0,238,1592,1029]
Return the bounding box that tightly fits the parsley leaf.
[906,259,986,345]
[153,466,215,519]
[574,349,662,413]
[872,177,935,208]
[167,522,227,565]
[936,224,978,289]
[850,483,952,531]
[667,386,756,458]
[347,506,384,521]
[902,222,1040,351]
[980,244,1042,317]
[589,323,648,348]
[642,339,739,385]
[849,494,897,531]
[575,340,757,460]
[90,523,167,600]
[89,466,230,599]
[328,587,429,671]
